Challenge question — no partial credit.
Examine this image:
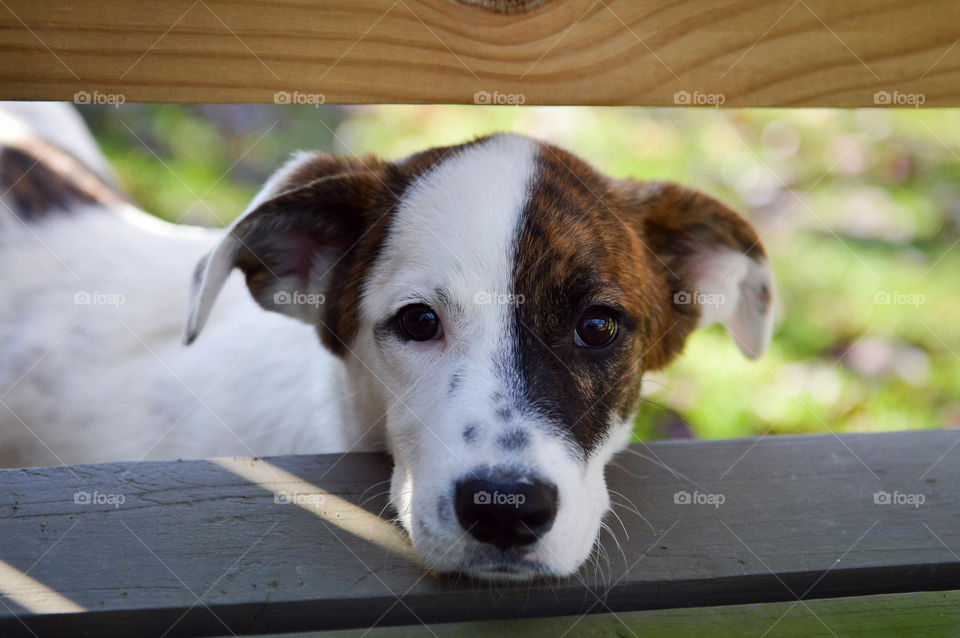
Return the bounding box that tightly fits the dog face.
[186,134,773,579]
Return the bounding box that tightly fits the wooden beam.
[0,0,958,105]
[0,430,958,636]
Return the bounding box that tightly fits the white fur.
[0,107,375,467]
[0,208,377,466]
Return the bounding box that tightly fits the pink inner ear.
[286,225,346,281]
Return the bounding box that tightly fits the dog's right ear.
[616,180,775,368]
[184,153,385,347]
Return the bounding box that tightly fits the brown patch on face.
[511,144,660,455]
[512,142,766,456]
[0,137,127,220]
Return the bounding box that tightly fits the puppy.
[0,104,773,579]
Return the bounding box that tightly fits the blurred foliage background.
[76,104,960,441]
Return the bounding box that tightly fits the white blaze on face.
[360,132,537,433]
[357,135,540,567]
[365,134,537,321]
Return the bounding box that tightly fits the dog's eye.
[396,304,442,341]
[574,308,619,348]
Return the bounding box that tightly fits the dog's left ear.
[620,180,775,369]
[184,154,384,348]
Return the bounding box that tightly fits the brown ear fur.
[615,180,770,369]
[184,153,391,349]
[185,146,465,352]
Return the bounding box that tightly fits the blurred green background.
[76,104,960,442]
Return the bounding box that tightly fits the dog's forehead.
[519,145,655,312]
[365,134,539,309]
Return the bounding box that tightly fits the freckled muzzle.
[454,470,558,551]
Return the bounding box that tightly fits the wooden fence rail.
[1,430,958,636]
[1,0,959,105]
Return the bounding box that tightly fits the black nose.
[454,474,558,551]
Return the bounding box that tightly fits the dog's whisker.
[617,449,701,488]
[357,478,392,501]
[604,503,631,542]
[594,538,610,586]
[607,497,658,538]
[589,545,600,584]
[600,520,627,574]
[593,536,610,584]
[359,489,393,509]
[608,497,643,518]
[596,525,612,570]
[607,488,641,514]
[379,489,411,520]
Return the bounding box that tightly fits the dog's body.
[0,107,367,467]
[0,104,773,579]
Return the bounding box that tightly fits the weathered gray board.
[0,430,958,637]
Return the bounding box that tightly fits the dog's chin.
[412,523,593,582]
[430,545,580,582]
[455,563,552,582]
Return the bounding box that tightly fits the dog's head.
[186,133,773,579]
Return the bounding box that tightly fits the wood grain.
[0,430,958,636]
[0,0,957,105]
